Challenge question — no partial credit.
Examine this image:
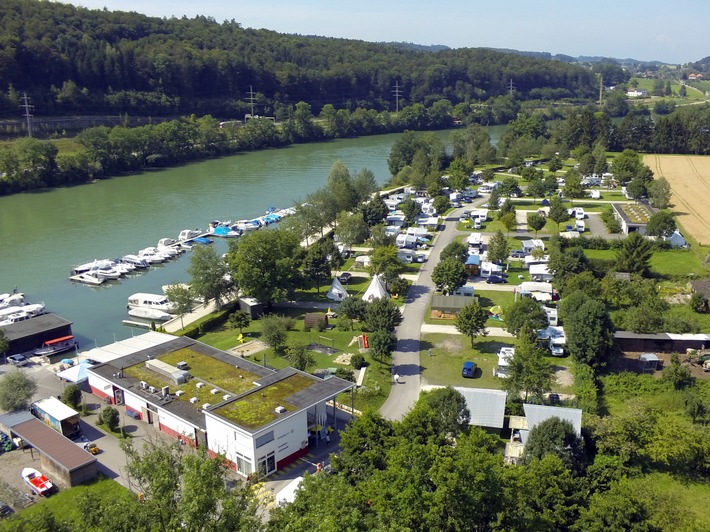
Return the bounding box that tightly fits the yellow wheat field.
[644,154,710,246]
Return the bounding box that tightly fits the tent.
[57,361,95,383]
[362,275,389,302]
[326,277,349,302]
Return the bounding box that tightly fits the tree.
[63,384,83,410]
[164,284,194,330]
[504,298,549,337]
[486,230,509,264]
[563,171,585,203]
[335,211,369,250]
[647,177,672,209]
[502,325,553,402]
[547,247,590,293]
[400,197,421,225]
[440,241,468,263]
[615,232,653,276]
[455,301,488,347]
[575,480,656,532]
[110,440,262,532]
[260,314,291,356]
[338,296,368,330]
[389,277,409,298]
[499,211,517,236]
[548,195,569,230]
[645,210,676,237]
[362,193,389,227]
[368,245,406,285]
[302,241,332,294]
[187,245,229,306]
[527,212,546,237]
[352,168,378,204]
[487,186,501,211]
[431,258,468,294]
[526,179,547,202]
[432,195,450,214]
[286,340,315,371]
[661,353,694,390]
[524,417,585,473]
[368,330,397,363]
[0,368,37,411]
[229,229,302,306]
[99,406,120,432]
[364,298,403,332]
[565,299,615,370]
[626,177,647,199]
[228,310,251,335]
[405,387,470,440]
[690,291,707,314]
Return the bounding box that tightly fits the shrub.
[99,406,120,432]
[334,368,355,382]
[350,353,366,369]
[62,384,83,410]
[690,292,707,313]
[600,208,622,233]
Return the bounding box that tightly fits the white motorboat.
[128,306,172,321]
[69,271,105,285]
[138,248,168,263]
[0,310,31,326]
[34,335,79,356]
[0,292,26,309]
[21,302,45,317]
[121,255,150,269]
[180,241,194,251]
[90,262,122,280]
[149,244,179,258]
[178,229,202,241]
[127,293,174,313]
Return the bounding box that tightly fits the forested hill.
[0,0,597,119]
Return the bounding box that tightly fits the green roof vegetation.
[617,203,655,223]
[123,347,260,405]
[215,374,314,429]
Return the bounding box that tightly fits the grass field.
[644,154,710,246]
[584,248,709,278]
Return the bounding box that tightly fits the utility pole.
[392,81,402,112]
[599,75,604,107]
[246,85,257,120]
[20,92,34,138]
[508,78,515,98]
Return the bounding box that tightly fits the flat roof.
[1,313,72,341]
[12,419,96,472]
[91,335,353,432]
[612,202,657,225]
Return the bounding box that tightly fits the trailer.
[30,397,82,439]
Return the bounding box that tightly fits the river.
[0,126,504,347]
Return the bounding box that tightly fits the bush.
[334,368,355,382]
[600,208,622,233]
[62,384,83,410]
[350,353,366,369]
[690,291,707,313]
[99,406,120,432]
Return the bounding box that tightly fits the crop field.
[644,154,710,245]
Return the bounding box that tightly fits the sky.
[62,0,708,65]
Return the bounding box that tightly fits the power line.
[246,85,257,119]
[20,93,34,137]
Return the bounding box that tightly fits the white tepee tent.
[326,276,349,302]
[362,275,389,302]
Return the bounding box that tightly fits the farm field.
[644,154,710,245]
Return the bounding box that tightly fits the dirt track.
[644,154,710,245]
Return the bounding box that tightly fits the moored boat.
[127,293,174,313]
[178,229,202,241]
[69,271,105,285]
[121,255,150,269]
[0,310,31,326]
[128,306,172,321]
[34,335,79,356]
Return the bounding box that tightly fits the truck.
[30,397,82,439]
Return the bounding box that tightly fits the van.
[473,218,482,229]
[575,220,585,232]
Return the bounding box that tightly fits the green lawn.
[3,476,130,526]
[421,333,572,393]
[583,248,709,279]
[666,304,710,333]
[292,274,370,302]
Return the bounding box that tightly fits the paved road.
[379,203,479,421]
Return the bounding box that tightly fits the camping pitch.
[362,275,389,302]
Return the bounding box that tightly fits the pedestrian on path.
[326,434,331,446]
[393,374,400,384]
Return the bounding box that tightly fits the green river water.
[0,127,504,347]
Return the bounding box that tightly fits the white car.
[8,354,28,367]
[575,209,585,220]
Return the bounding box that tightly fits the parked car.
[486,275,507,284]
[8,354,28,367]
[510,250,528,259]
[415,254,426,263]
[339,272,352,284]
[462,361,476,378]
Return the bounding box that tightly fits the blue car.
[462,361,476,378]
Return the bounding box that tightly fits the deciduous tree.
[0,368,37,411]
[504,298,549,336]
[486,230,509,264]
[187,245,230,306]
[455,301,488,347]
[645,210,676,237]
[164,283,194,329]
[524,417,585,473]
[431,257,468,294]
[527,212,546,237]
[364,298,402,332]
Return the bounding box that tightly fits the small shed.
[304,313,328,330]
[238,297,264,319]
[639,353,661,372]
[454,388,508,429]
[353,255,371,270]
[431,295,476,317]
